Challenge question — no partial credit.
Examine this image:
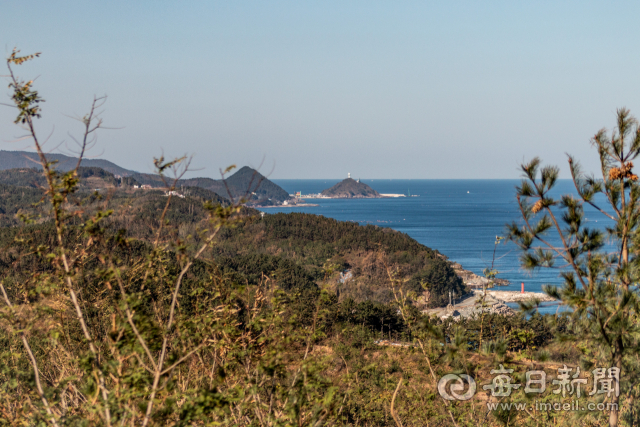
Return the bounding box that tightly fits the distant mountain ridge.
[0,150,135,176]
[0,151,290,205]
[321,178,381,198]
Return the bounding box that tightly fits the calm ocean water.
[260,179,615,314]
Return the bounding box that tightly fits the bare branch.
[390,376,403,427]
[0,284,60,427]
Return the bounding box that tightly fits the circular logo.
[437,374,476,401]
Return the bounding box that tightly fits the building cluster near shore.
[289,193,331,199]
[291,192,406,199]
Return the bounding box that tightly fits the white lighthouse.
[348,172,351,179]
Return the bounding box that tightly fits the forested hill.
[215,212,467,307]
[321,178,380,198]
[0,151,291,205]
[0,163,459,307]
[0,167,140,189]
[0,171,464,307]
[132,166,290,204]
[0,170,231,228]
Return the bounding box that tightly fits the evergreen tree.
[508,108,640,426]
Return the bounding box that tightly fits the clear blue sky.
[2,1,640,179]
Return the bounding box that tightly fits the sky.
[2,1,640,179]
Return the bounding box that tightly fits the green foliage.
[0,183,47,227]
[221,253,316,290]
[508,108,640,426]
[214,212,467,307]
[4,47,629,427]
[0,168,48,188]
[407,261,464,307]
[7,49,43,124]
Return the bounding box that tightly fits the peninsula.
[0,151,292,206]
[321,177,381,198]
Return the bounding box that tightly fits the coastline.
[257,203,319,208]
[292,194,405,199]
[426,257,557,319]
[424,290,557,320]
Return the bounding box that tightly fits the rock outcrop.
[449,262,509,289]
[321,178,380,198]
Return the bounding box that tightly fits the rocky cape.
[449,261,510,288]
[422,257,556,320]
[320,178,381,198]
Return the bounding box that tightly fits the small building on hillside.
[164,190,185,198]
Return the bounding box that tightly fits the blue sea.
[260,179,615,314]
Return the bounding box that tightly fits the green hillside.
[132,165,290,204]
[0,50,591,427]
[214,212,465,307]
[0,151,291,205]
[0,171,461,307]
[0,169,568,427]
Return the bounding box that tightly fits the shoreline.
[255,203,319,208]
[431,257,556,319]
[424,290,557,320]
[291,195,406,199]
